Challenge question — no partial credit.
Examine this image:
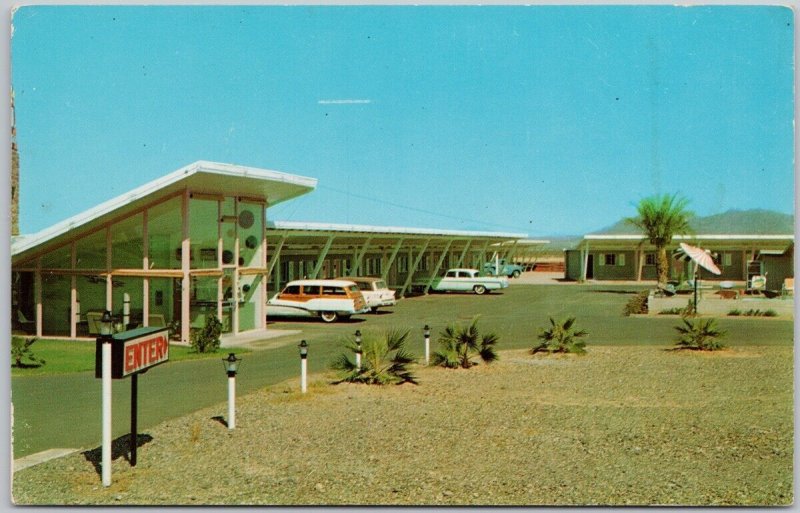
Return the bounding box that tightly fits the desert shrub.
[331,329,417,385]
[11,336,45,368]
[623,291,649,316]
[659,308,685,315]
[431,317,498,369]
[728,309,742,316]
[190,314,222,353]
[532,316,588,355]
[764,309,778,317]
[674,318,726,351]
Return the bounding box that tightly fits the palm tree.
[674,317,726,351]
[331,329,418,385]
[532,316,588,355]
[431,317,499,369]
[626,193,693,286]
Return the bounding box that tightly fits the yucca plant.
[674,317,726,351]
[11,336,45,368]
[532,316,588,355]
[431,317,499,369]
[331,329,417,385]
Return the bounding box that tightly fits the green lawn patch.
[10,337,250,377]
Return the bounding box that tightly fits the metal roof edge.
[584,234,795,241]
[268,220,527,239]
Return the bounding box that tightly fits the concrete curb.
[13,448,78,473]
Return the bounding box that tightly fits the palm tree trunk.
[656,246,669,286]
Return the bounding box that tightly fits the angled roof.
[12,161,317,261]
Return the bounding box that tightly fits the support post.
[227,373,236,430]
[309,236,335,279]
[400,239,430,297]
[101,338,112,487]
[382,238,404,284]
[425,239,453,294]
[130,373,138,466]
[349,236,373,276]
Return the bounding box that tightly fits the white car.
[429,268,509,295]
[267,279,370,323]
[340,277,397,312]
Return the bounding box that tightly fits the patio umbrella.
[673,242,722,314]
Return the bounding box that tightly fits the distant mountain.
[592,209,794,236]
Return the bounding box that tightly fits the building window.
[398,256,408,273]
[645,253,657,266]
[601,253,625,267]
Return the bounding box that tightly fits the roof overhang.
[579,234,794,250]
[268,220,527,240]
[12,161,317,262]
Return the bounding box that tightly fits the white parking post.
[299,340,308,393]
[222,353,241,430]
[424,324,431,365]
[354,330,362,370]
[123,292,130,327]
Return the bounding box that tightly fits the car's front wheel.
[512,270,521,278]
[320,311,339,323]
[473,285,487,295]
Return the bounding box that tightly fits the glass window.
[322,286,346,295]
[645,253,657,266]
[111,213,144,269]
[604,254,617,266]
[302,285,321,295]
[283,285,301,295]
[190,198,219,270]
[147,196,182,270]
[75,229,107,269]
[41,244,71,269]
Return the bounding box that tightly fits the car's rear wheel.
[473,285,487,295]
[512,270,521,278]
[320,311,339,323]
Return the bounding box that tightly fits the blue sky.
[11,5,795,237]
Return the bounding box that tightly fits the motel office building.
[11,161,537,342]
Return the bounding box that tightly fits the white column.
[70,242,77,339]
[106,227,113,312]
[181,190,191,343]
[35,257,42,337]
[142,209,149,327]
[301,358,308,393]
[101,340,112,487]
[227,375,236,430]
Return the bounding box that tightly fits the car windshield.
[283,285,301,294]
[322,286,346,295]
[348,285,360,293]
[375,280,387,289]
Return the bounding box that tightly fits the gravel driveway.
[12,345,793,506]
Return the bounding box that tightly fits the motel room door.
[586,255,594,279]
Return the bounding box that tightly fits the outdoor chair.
[86,311,104,335]
[781,278,794,298]
[148,314,167,327]
[15,309,35,333]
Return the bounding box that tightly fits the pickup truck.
[429,268,509,295]
[483,259,524,278]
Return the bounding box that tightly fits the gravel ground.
[12,345,793,506]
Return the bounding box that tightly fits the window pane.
[76,229,106,269]
[111,213,144,269]
[190,198,219,270]
[148,196,182,270]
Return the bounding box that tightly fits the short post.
[354,330,362,370]
[299,340,308,393]
[99,310,114,487]
[222,353,241,430]
[424,324,431,365]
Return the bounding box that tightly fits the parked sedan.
[429,268,509,295]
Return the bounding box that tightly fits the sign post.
[96,325,170,485]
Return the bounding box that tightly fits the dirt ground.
[12,344,793,506]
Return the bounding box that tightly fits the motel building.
[11,161,543,344]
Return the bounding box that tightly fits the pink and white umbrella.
[674,242,722,276]
[673,242,721,315]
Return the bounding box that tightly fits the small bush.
[728,309,742,316]
[11,336,45,368]
[674,318,726,351]
[331,329,417,385]
[432,317,499,369]
[190,314,222,353]
[624,291,649,316]
[764,309,779,317]
[532,316,588,355]
[659,308,685,315]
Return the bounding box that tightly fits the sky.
[10,4,795,237]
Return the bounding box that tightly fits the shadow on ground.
[82,434,154,475]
